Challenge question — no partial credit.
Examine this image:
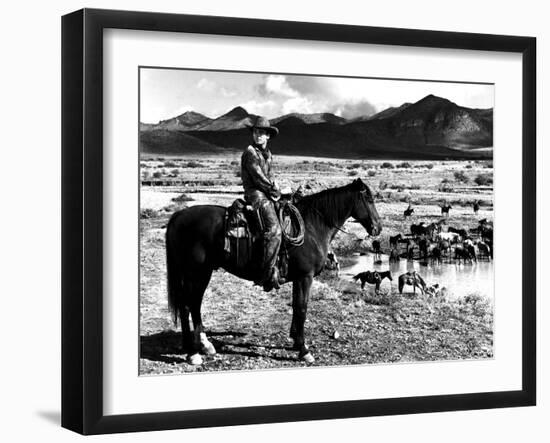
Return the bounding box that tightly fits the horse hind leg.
[182,270,214,365]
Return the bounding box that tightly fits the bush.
[425,163,434,169]
[140,208,158,219]
[186,160,203,168]
[172,193,194,202]
[454,170,470,183]
[379,181,388,190]
[367,170,376,177]
[152,171,162,179]
[465,164,473,169]
[474,173,493,186]
[397,161,412,168]
[347,170,359,176]
[170,168,180,176]
[380,162,394,169]
[164,160,178,167]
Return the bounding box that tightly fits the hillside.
[139,95,493,159]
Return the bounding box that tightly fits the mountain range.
[139,95,493,159]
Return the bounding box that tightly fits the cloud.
[281,97,315,115]
[257,75,299,98]
[220,87,237,98]
[197,78,217,91]
[241,99,280,117]
[250,74,380,119]
[330,100,377,119]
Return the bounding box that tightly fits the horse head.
[349,178,382,236]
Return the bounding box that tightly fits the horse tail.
[166,213,183,326]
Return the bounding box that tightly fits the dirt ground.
[139,156,494,374]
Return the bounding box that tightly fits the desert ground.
[139,153,494,374]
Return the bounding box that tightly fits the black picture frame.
[62,8,536,435]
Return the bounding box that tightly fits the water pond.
[340,253,494,300]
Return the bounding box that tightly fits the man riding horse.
[241,116,283,292]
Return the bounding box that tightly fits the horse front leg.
[290,275,314,364]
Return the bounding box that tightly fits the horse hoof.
[301,352,315,365]
[187,353,203,365]
[200,333,217,355]
[201,341,217,356]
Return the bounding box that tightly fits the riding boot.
[259,234,282,292]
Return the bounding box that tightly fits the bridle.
[307,187,375,238]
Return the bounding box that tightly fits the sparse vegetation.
[474,173,493,186]
[454,170,470,183]
[139,155,494,373]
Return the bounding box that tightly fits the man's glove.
[270,187,281,200]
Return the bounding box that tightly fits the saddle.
[223,197,304,280]
[223,199,260,268]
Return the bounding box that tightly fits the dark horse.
[353,270,392,292]
[165,179,381,365]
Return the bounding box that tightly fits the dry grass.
[138,155,494,374]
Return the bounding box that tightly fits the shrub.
[140,208,158,219]
[170,168,180,176]
[474,173,493,186]
[397,161,412,168]
[465,164,473,169]
[380,162,394,169]
[379,181,388,190]
[230,160,239,166]
[367,170,376,177]
[484,161,494,168]
[425,163,434,169]
[152,171,162,179]
[454,170,470,183]
[172,193,194,202]
[186,160,202,168]
[164,160,178,167]
[347,170,359,176]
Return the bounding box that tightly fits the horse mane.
[296,182,356,227]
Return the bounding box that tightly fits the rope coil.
[278,202,305,247]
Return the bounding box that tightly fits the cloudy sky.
[139,68,494,124]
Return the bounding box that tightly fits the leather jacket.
[241,144,278,204]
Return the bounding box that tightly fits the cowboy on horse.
[240,116,283,292]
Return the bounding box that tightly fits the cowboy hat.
[245,116,279,138]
